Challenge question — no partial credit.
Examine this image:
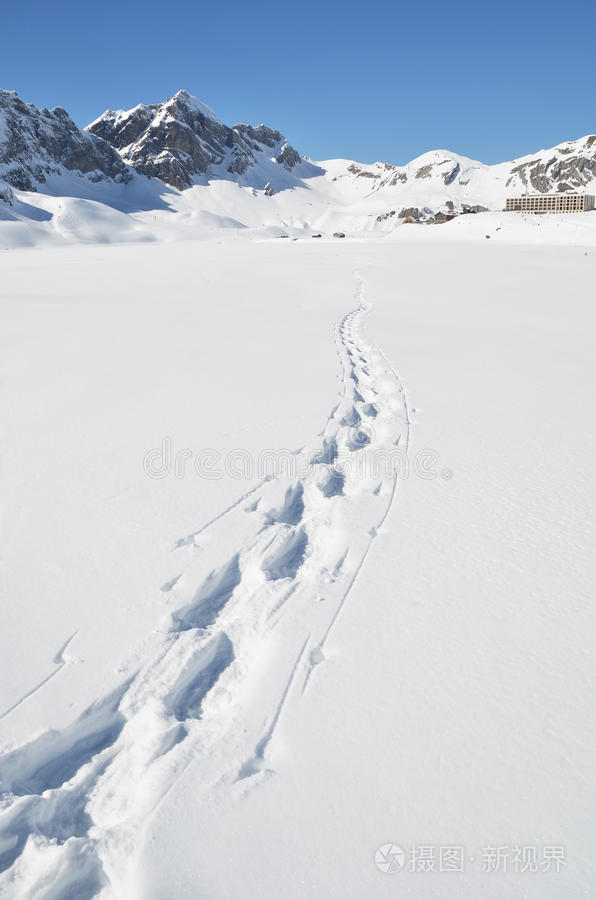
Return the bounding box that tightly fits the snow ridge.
[0,280,410,897]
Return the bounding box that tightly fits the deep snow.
[0,226,595,899]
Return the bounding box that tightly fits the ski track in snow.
[0,275,411,899]
[0,633,79,724]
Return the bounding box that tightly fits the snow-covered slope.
[1,88,595,248]
[326,132,596,215]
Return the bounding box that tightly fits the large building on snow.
[506,193,595,213]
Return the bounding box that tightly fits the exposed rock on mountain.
[87,90,302,190]
[399,206,422,219]
[443,162,460,185]
[416,165,433,179]
[505,134,596,193]
[0,181,13,204]
[462,203,488,213]
[0,90,133,191]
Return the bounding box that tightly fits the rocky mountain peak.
[86,91,302,190]
[0,89,133,191]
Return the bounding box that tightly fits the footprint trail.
[0,275,410,898]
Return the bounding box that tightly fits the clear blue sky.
[2,0,595,165]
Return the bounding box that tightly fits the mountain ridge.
[85,89,307,190]
[1,88,595,244]
[0,89,132,192]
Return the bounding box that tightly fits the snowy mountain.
[504,133,596,193]
[341,133,596,198]
[326,134,596,220]
[0,90,132,191]
[86,90,306,190]
[1,88,595,247]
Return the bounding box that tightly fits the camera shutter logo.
[375,844,406,873]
